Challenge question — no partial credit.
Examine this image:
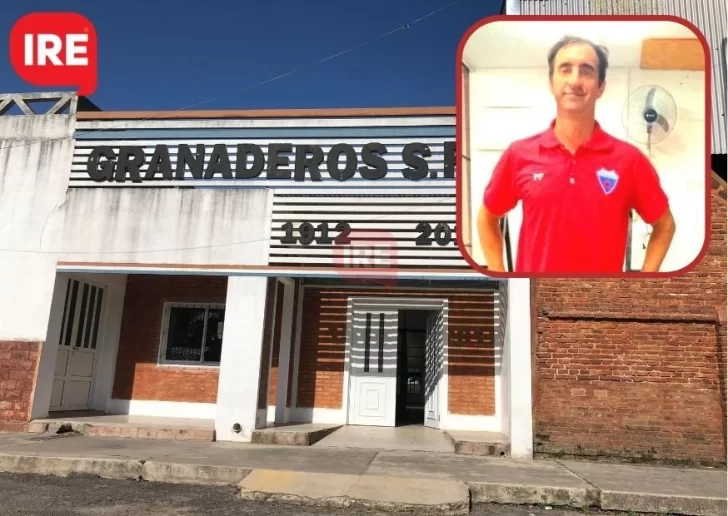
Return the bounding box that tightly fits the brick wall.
[266,281,286,407]
[0,341,41,431]
[532,175,727,465]
[295,286,496,415]
[112,275,226,404]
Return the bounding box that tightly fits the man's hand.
[641,209,676,272]
[477,206,506,272]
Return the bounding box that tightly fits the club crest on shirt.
[596,168,619,195]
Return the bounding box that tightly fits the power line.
[0,0,465,152]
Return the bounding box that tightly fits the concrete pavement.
[0,471,619,516]
[0,432,724,515]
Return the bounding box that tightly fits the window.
[159,303,225,365]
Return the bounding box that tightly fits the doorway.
[395,310,429,425]
[346,298,447,429]
[49,278,106,412]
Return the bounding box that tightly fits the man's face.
[549,42,605,113]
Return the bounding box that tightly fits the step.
[27,420,215,442]
[251,424,342,446]
[445,430,510,457]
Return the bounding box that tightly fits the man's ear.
[597,80,607,99]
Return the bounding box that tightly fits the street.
[0,473,635,516]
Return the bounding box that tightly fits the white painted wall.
[215,275,269,442]
[107,399,216,419]
[0,112,274,344]
[496,280,511,437]
[466,44,706,272]
[505,278,533,459]
[43,188,273,265]
[0,115,76,342]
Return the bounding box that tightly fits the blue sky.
[2,0,503,111]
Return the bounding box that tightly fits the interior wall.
[468,62,705,272]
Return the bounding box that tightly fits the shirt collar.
[538,119,615,152]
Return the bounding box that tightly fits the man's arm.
[640,209,676,272]
[628,149,674,273]
[477,205,506,272]
[478,146,517,272]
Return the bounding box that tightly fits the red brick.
[532,178,727,465]
[0,422,28,433]
[295,286,496,415]
[111,275,225,403]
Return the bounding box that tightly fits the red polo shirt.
[483,121,669,273]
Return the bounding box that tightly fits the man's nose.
[567,70,582,86]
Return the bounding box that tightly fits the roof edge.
[76,106,457,120]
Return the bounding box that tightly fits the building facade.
[0,96,534,455]
[507,0,727,465]
[0,86,724,464]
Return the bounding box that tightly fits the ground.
[0,473,659,516]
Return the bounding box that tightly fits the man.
[478,35,676,274]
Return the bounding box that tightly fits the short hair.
[547,35,609,84]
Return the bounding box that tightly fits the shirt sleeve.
[629,150,670,225]
[483,146,518,217]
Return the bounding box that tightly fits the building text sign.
[85,141,456,183]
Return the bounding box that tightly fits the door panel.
[54,348,69,376]
[50,278,105,412]
[50,379,64,409]
[424,309,445,428]
[348,308,399,426]
[61,380,92,409]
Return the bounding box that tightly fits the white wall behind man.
[467,64,705,273]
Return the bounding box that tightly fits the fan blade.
[656,114,670,133]
[645,87,656,110]
[647,130,652,154]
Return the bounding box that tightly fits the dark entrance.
[395,310,429,425]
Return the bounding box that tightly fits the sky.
[1,0,504,111]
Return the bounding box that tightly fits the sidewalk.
[0,432,724,515]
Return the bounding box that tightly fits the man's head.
[547,36,609,115]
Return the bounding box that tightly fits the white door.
[424,309,445,428]
[348,307,399,426]
[50,278,105,411]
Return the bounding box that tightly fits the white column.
[506,278,534,459]
[30,273,69,420]
[274,279,296,424]
[215,275,269,442]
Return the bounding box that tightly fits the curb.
[0,454,142,480]
[0,453,724,515]
[601,491,727,516]
[467,482,600,508]
[0,454,252,485]
[240,491,470,515]
[238,469,471,515]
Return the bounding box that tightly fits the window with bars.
[159,303,225,366]
[58,278,105,350]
